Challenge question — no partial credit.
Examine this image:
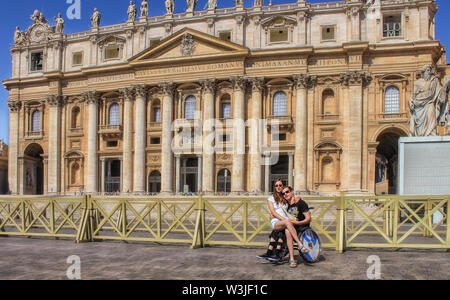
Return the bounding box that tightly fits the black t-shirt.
[288,199,310,230]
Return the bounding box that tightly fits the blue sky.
[0,0,449,144]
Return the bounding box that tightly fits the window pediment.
[261,16,297,29]
[97,35,126,49]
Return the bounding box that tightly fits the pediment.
[129,28,249,65]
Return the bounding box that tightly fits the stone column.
[249,77,264,193]
[134,85,148,194]
[84,91,100,194]
[160,82,176,194]
[47,95,62,195]
[293,74,316,193]
[230,76,247,194]
[100,158,106,194]
[7,101,21,195]
[200,79,216,194]
[197,155,203,193]
[175,154,181,193]
[264,155,270,194]
[120,87,134,194]
[288,152,294,187]
[340,71,371,193]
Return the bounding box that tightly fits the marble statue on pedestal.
[127,1,137,22]
[140,0,149,17]
[54,13,65,33]
[409,65,449,137]
[91,8,101,28]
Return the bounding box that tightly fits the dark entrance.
[376,130,406,195]
[105,159,121,193]
[181,157,198,194]
[23,143,44,195]
[270,154,289,189]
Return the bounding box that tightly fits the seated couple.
[257,179,311,268]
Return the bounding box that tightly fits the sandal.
[289,260,297,268]
[300,247,310,254]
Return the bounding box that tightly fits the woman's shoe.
[299,246,310,255]
[289,260,297,268]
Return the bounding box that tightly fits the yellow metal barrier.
[0,196,84,239]
[1,194,449,252]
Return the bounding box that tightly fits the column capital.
[200,78,216,95]
[293,73,317,89]
[159,82,176,97]
[46,94,63,107]
[119,86,135,102]
[249,77,265,93]
[339,70,372,87]
[7,100,22,112]
[134,84,149,98]
[230,75,248,92]
[82,90,101,105]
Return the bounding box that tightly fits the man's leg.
[256,231,278,259]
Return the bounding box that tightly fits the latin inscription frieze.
[136,61,243,77]
[245,58,307,69]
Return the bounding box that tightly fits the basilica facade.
[3,0,448,196]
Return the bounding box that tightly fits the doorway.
[23,143,44,195]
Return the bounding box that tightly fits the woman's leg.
[285,229,295,262]
[275,220,305,249]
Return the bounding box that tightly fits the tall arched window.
[273,91,287,117]
[31,110,41,132]
[71,107,81,129]
[385,86,400,114]
[185,96,197,120]
[109,103,120,125]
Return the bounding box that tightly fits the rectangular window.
[270,29,288,43]
[321,26,336,41]
[107,141,118,148]
[219,134,230,143]
[273,133,287,141]
[105,46,120,60]
[72,52,83,66]
[221,103,231,119]
[30,52,43,71]
[383,15,402,37]
[153,108,161,123]
[219,31,231,42]
[150,137,161,145]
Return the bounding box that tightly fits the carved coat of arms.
[181,33,196,56]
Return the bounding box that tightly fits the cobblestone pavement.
[0,237,448,280]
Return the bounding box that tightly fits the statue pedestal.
[398,136,450,223]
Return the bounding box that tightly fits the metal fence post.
[336,192,346,254]
[192,194,205,249]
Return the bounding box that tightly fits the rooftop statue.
[207,0,217,10]
[30,10,48,24]
[54,13,65,34]
[91,8,101,28]
[254,0,264,7]
[165,0,174,14]
[140,0,149,17]
[127,1,138,22]
[14,26,26,45]
[409,65,449,137]
[186,0,198,12]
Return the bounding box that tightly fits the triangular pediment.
[129,28,249,65]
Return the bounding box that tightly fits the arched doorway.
[23,143,44,195]
[375,129,407,195]
[148,171,161,194]
[217,169,231,194]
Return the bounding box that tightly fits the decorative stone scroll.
[82,91,100,104]
[46,95,63,107]
[7,101,22,113]
[159,82,176,97]
[119,86,135,102]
